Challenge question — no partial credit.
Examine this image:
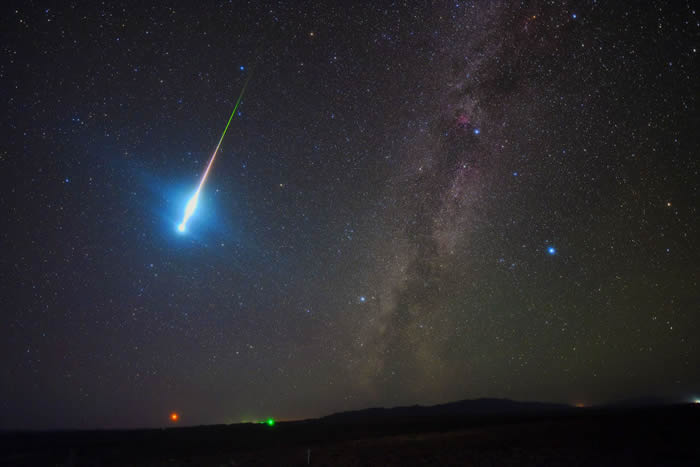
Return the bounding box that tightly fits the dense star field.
[1,2,697,429]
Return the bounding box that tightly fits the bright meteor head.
[178,192,199,234]
[184,193,199,220]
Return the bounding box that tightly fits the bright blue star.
[359,296,366,303]
[512,172,518,176]
[240,65,245,70]
[547,246,556,255]
[572,13,577,19]
[473,128,480,135]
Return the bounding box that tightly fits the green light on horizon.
[266,418,275,426]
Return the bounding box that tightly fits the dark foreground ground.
[2,404,699,466]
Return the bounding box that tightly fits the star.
[547,246,557,255]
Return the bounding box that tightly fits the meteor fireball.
[178,71,253,233]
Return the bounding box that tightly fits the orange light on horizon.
[170,412,179,422]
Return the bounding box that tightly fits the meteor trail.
[178,71,253,233]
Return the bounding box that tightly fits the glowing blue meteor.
[178,193,199,232]
[178,71,253,233]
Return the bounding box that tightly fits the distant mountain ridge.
[321,398,574,423]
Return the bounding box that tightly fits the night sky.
[2,1,698,430]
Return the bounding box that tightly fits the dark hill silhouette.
[1,402,698,465]
[320,398,574,423]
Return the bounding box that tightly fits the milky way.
[1,1,697,429]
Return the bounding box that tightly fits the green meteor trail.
[178,71,254,233]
